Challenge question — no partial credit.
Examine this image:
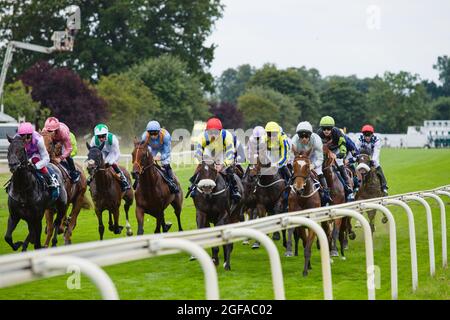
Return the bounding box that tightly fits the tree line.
[1,1,449,139]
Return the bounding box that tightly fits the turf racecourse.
[0,148,449,300]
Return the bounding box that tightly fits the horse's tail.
[80,193,92,210]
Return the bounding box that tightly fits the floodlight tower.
[0,5,81,114]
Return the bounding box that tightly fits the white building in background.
[348,120,450,148]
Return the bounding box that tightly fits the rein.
[133,145,153,175]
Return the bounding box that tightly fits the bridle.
[133,144,153,176]
[194,160,229,197]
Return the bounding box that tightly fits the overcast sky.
[206,0,450,83]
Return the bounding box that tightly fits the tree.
[431,97,450,120]
[320,79,368,132]
[20,60,108,134]
[366,72,432,133]
[128,55,210,132]
[433,55,450,95]
[96,73,160,141]
[209,101,243,129]
[0,0,223,90]
[216,64,255,104]
[238,86,299,133]
[248,64,321,124]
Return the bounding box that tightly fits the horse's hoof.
[330,250,339,257]
[341,256,347,261]
[344,244,349,250]
[302,271,308,277]
[58,227,64,235]
[212,258,219,266]
[126,230,133,237]
[349,232,356,240]
[189,255,197,261]
[114,226,124,234]
[284,251,293,257]
[251,242,260,249]
[12,242,23,251]
[163,223,172,233]
[223,263,231,271]
[242,240,249,245]
[272,232,280,241]
[354,221,362,228]
[108,225,114,232]
[382,216,388,224]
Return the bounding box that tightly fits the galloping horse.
[355,151,385,233]
[192,158,243,270]
[132,138,183,235]
[5,135,67,251]
[322,143,352,259]
[285,151,323,276]
[86,142,133,240]
[41,131,89,246]
[248,157,286,247]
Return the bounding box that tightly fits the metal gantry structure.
[0,184,448,300]
[0,5,81,113]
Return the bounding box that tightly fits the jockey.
[140,120,179,193]
[42,117,80,182]
[291,121,332,205]
[190,117,241,201]
[264,121,291,183]
[356,124,389,196]
[246,126,267,165]
[16,122,58,198]
[339,128,360,191]
[317,116,355,201]
[88,124,131,192]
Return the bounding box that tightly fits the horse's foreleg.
[284,228,294,257]
[368,209,376,234]
[44,209,54,248]
[211,246,220,266]
[65,196,84,245]
[52,204,67,247]
[111,208,123,235]
[135,206,145,236]
[303,230,316,276]
[161,213,172,233]
[124,196,133,236]
[339,220,347,260]
[330,220,340,257]
[171,197,183,232]
[223,243,233,271]
[33,217,43,250]
[96,209,105,240]
[294,227,301,256]
[4,213,22,251]
[108,211,114,232]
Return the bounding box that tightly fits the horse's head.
[7,134,29,174]
[40,130,61,160]
[322,143,335,168]
[292,151,312,193]
[86,141,105,176]
[196,157,219,195]
[132,137,154,176]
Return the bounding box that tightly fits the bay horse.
[4,135,67,251]
[86,142,133,240]
[249,157,286,247]
[131,138,183,235]
[41,131,89,246]
[285,151,323,276]
[192,158,243,270]
[322,143,352,259]
[355,151,385,233]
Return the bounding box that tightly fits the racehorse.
[322,143,352,259]
[41,131,89,246]
[86,142,133,240]
[132,138,183,235]
[355,150,385,233]
[192,158,243,270]
[285,151,323,276]
[4,135,67,251]
[249,157,286,247]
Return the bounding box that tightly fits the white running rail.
[0,185,448,300]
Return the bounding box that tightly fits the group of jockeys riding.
[14,114,388,205]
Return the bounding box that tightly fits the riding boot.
[278,166,290,211]
[66,157,80,183]
[318,174,332,205]
[376,166,389,196]
[226,167,241,202]
[43,171,59,200]
[163,164,179,194]
[186,173,199,198]
[337,165,355,201]
[112,164,131,192]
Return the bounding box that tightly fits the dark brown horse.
[41,131,89,246]
[247,157,286,248]
[355,152,385,233]
[322,144,350,259]
[132,138,183,235]
[192,159,242,270]
[285,151,323,276]
[86,142,134,240]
